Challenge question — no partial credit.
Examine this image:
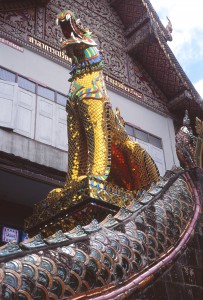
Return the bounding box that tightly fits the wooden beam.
[126,20,153,54]
[167,90,192,109]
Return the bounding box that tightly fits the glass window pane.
[38,85,55,101]
[135,129,148,142]
[0,68,15,82]
[149,135,162,149]
[57,93,67,106]
[125,124,134,136]
[18,76,36,93]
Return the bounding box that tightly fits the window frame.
[0,66,67,107]
[125,122,163,149]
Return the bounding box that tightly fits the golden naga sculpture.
[24,9,159,236]
[56,10,159,195]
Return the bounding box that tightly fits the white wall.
[0,129,68,171]
[0,43,70,94]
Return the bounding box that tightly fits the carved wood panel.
[0,8,36,35]
[35,7,45,38]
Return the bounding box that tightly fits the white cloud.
[150,0,203,59]
[194,79,203,98]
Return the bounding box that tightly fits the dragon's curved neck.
[69,45,103,81]
[84,46,101,63]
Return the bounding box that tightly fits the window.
[0,67,68,151]
[0,67,16,82]
[126,124,162,149]
[18,76,36,93]
[125,124,134,136]
[38,85,55,101]
[57,93,67,106]
[149,134,162,149]
[135,129,148,142]
[0,67,67,106]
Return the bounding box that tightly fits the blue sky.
[150,0,203,98]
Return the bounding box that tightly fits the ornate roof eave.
[110,0,172,41]
[0,0,50,12]
[151,24,203,125]
[142,0,172,41]
[158,38,203,122]
[110,0,203,125]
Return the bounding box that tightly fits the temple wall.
[0,42,70,94]
[0,42,178,173]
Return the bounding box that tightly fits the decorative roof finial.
[166,16,173,34]
[182,110,194,141]
[183,110,190,127]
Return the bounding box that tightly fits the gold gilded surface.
[75,71,100,88]
[83,99,109,176]
[65,70,111,187]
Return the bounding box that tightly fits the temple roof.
[110,0,203,126]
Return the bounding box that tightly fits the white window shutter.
[35,96,55,146]
[0,80,18,129]
[55,104,68,151]
[150,145,166,176]
[14,88,36,138]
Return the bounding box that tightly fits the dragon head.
[56,10,97,51]
[56,10,102,80]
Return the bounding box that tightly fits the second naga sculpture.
[56,10,159,193]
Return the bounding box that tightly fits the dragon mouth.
[56,11,97,50]
[56,12,83,42]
